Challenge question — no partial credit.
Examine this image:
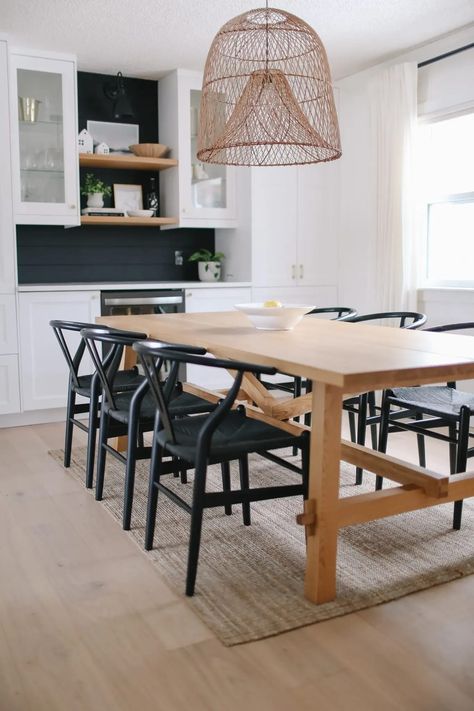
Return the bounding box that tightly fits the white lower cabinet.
[18,290,100,410]
[0,294,21,414]
[185,286,251,390]
[0,294,18,355]
[0,355,20,415]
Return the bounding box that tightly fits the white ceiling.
[1,0,473,80]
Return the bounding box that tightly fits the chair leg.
[448,423,457,475]
[85,385,99,489]
[144,439,163,551]
[376,394,391,491]
[221,461,232,515]
[368,391,378,450]
[355,393,368,485]
[292,377,302,455]
[95,409,109,501]
[123,411,139,531]
[239,456,251,526]
[64,384,76,468]
[453,407,470,530]
[304,380,312,427]
[415,412,426,469]
[186,462,207,596]
[348,410,356,443]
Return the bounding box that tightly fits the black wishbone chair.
[50,320,146,487]
[342,311,427,484]
[133,339,310,597]
[378,322,474,529]
[81,329,213,530]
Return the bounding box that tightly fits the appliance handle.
[103,296,184,306]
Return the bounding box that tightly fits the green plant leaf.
[188,248,224,263]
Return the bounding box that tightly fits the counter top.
[17,281,252,292]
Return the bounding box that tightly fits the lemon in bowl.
[263,299,282,308]
[234,303,315,330]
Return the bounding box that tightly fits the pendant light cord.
[265,0,269,73]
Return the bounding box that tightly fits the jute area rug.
[50,447,474,646]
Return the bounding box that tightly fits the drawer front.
[0,294,18,354]
[185,287,252,313]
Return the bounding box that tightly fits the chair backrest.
[50,320,116,389]
[345,311,427,329]
[425,322,474,334]
[424,323,474,387]
[80,327,150,409]
[133,339,278,449]
[307,306,357,321]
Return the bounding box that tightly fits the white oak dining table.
[98,310,474,604]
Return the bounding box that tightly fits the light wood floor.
[1,420,474,711]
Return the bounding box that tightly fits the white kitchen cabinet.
[185,286,251,389]
[159,69,237,229]
[251,285,338,306]
[9,50,80,226]
[0,38,16,294]
[0,355,21,415]
[0,294,19,354]
[250,164,339,290]
[0,38,20,415]
[19,290,100,410]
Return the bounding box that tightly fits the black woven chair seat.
[390,385,474,417]
[74,368,144,398]
[157,409,302,464]
[104,389,212,425]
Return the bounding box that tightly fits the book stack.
[81,207,126,217]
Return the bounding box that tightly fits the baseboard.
[0,408,68,428]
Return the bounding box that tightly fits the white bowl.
[234,303,315,330]
[127,209,154,218]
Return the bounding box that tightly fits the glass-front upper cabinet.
[9,51,79,225]
[159,69,237,229]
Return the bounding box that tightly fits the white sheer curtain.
[370,63,419,312]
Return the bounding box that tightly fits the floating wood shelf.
[80,216,178,227]
[79,153,178,171]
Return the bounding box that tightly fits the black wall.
[17,71,214,284]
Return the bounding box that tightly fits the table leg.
[304,382,343,603]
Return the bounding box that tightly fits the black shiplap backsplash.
[16,71,214,284]
[17,225,213,283]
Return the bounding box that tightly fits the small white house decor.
[95,142,110,154]
[77,129,93,154]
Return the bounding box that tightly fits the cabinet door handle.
[186,291,193,297]
[299,264,304,279]
[291,264,296,280]
[69,204,76,210]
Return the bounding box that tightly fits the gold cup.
[19,97,41,122]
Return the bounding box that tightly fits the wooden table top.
[98,311,474,392]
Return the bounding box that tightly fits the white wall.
[335,24,474,318]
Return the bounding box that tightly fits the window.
[418,112,474,286]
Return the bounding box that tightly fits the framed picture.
[113,184,143,211]
[86,120,139,154]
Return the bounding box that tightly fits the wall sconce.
[103,71,134,120]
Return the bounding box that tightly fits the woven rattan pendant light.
[197,3,342,166]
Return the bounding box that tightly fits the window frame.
[418,110,474,289]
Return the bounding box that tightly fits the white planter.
[198,261,221,282]
[87,192,104,208]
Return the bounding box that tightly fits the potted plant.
[188,249,225,282]
[81,173,112,208]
